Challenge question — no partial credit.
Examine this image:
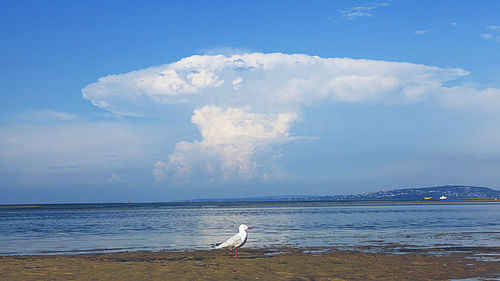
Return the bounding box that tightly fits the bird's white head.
[239,224,252,232]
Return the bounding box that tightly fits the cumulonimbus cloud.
[153,106,297,183]
[81,52,499,184]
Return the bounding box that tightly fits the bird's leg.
[235,248,238,259]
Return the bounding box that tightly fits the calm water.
[0,202,499,255]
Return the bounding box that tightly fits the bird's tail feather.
[210,242,222,248]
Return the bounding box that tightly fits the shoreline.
[1,199,499,209]
[3,244,500,257]
[1,246,499,280]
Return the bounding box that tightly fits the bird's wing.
[215,232,243,249]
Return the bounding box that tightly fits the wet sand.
[1,247,499,280]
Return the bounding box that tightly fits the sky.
[1,0,499,203]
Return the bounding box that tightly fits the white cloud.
[81,52,500,184]
[414,29,432,35]
[481,25,500,41]
[232,77,243,90]
[106,173,129,184]
[327,75,400,102]
[18,110,79,122]
[338,2,389,19]
[153,123,318,184]
[440,87,500,112]
[449,22,458,26]
[486,25,500,32]
[153,106,297,183]
[481,33,493,40]
[82,53,468,116]
[0,121,151,186]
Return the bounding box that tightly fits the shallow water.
[0,202,499,255]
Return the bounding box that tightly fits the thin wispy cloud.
[449,22,458,26]
[106,173,130,184]
[481,25,500,41]
[486,25,500,32]
[0,120,150,186]
[414,29,432,35]
[339,2,389,20]
[481,33,493,40]
[17,110,79,123]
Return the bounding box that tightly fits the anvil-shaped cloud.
[82,53,468,113]
[81,53,497,184]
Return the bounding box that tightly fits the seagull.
[212,224,252,258]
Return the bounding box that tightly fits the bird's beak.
[247,227,253,229]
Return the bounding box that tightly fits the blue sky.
[1,0,499,203]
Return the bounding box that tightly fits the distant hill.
[190,185,500,202]
[326,185,500,201]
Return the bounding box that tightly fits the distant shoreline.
[1,198,499,208]
[2,185,499,206]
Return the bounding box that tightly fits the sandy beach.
[1,246,499,280]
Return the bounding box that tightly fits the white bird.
[212,224,252,258]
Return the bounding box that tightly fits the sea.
[1,201,499,256]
